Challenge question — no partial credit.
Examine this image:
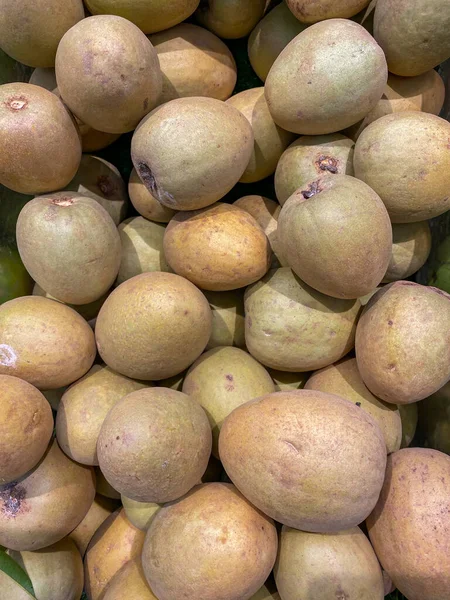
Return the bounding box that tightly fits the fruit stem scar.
[316,155,338,173]
[5,95,28,111]
[301,180,323,199]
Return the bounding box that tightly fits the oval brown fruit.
[103,558,157,600]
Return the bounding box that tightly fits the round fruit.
[383,222,432,282]
[196,0,266,39]
[420,381,450,454]
[69,494,117,556]
[121,496,162,531]
[204,290,246,350]
[103,558,157,600]
[128,168,175,223]
[286,0,371,23]
[0,248,33,305]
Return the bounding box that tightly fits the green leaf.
[0,548,35,597]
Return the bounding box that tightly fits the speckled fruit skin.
[219,390,387,532]
[69,495,117,556]
[163,203,270,291]
[103,558,157,600]
[95,272,212,380]
[0,375,53,485]
[0,439,96,551]
[196,0,266,39]
[374,0,450,76]
[142,483,278,600]
[265,19,387,135]
[0,83,81,195]
[0,296,96,390]
[420,381,450,455]
[131,97,254,211]
[383,222,432,283]
[354,112,450,223]
[278,175,392,299]
[367,448,450,600]
[244,268,360,372]
[356,282,450,404]
[128,168,175,223]
[97,387,212,503]
[56,16,162,134]
[286,0,370,23]
[275,526,384,600]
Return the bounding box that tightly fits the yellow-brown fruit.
[196,0,266,39]
[69,495,117,556]
[164,203,270,291]
[204,290,246,350]
[121,496,162,531]
[95,468,121,500]
[286,0,371,23]
[420,381,450,454]
[0,83,81,194]
[383,222,432,283]
[95,272,212,380]
[0,375,53,485]
[219,390,387,531]
[80,127,121,153]
[128,168,175,223]
[0,296,96,390]
[142,483,278,600]
[103,558,157,600]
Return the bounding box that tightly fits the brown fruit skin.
[354,112,450,223]
[219,390,387,532]
[275,526,383,600]
[164,203,270,291]
[142,483,278,600]
[245,268,360,372]
[383,221,432,283]
[150,24,237,104]
[121,496,161,531]
[97,387,212,503]
[226,88,295,183]
[367,448,450,600]
[56,364,150,466]
[204,290,246,350]
[286,0,370,23]
[0,439,96,551]
[0,83,81,195]
[278,175,392,299]
[196,0,266,39]
[274,134,355,206]
[0,296,96,390]
[128,168,175,223]
[420,381,450,455]
[131,97,254,211]
[305,357,402,454]
[0,0,84,68]
[0,375,53,485]
[265,20,387,135]
[69,495,117,556]
[84,508,145,600]
[103,558,157,600]
[56,15,162,134]
[17,192,121,305]
[374,0,450,77]
[356,282,450,404]
[95,272,212,380]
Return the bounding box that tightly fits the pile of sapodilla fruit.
[1,0,450,599]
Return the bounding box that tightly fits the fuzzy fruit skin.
[142,483,278,600]
[245,268,360,372]
[0,296,96,390]
[0,0,84,68]
[128,168,175,223]
[56,16,162,134]
[131,97,254,211]
[69,495,117,556]
[85,0,199,34]
[265,19,387,135]
[164,203,270,291]
[196,0,266,39]
[374,0,450,76]
[0,83,81,195]
[0,439,96,551]
[278,175,392,299]
[95,272,212,380]
[354,112,450,223]
[356,282,450,404]
[103,558,157,600]
[219,390,387,532]
[383,222,432,283]
[286,0,370,23]
[121,496,161,531]
[420,381,450,455]
[275,526,384,600]
[367,448,450,600]
[0,375,53,485]
[203,290,246,350]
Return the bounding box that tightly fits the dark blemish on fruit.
[388,363,396,371]
[97,175,116,197]
[356,402,361,407]
[120,74,126,81]
[138,162,159,196]
[225,374,233,382]
[307,81,312,84]
[116,436,120,440]
[51,196,74,207]
[297,110,304,119]
[301,180,323,199]
[225,374,234,392]
[4,95,28,111]
[143,97,149,111]
[388,320,393,326]
[184,310,189,315]
[316,155,338,174]
[0,483,27,517]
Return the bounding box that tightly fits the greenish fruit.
[156,371,186,391]
[203,290,246,350]
[399,403,418,448]
[429,236,450,294]
[278,175,392,299]
[196,0,266,39]
[265,19,387,135]
[128,168,175,223]
[0,248,33,305]
[32,282,109,322]
[383,222,432,283]
[121,496,162,531]
[420,381,450,455]
[267,369,310,392]
[274,134,355,205]
[286,0,371,23]
[0,48,32,85]
[374,0,450,76]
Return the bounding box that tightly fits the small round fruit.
[121,496,162,531]
[204,290,246,350]
[128,168,175,223]
[103,558,157,600]
[286,0,371,23]
[420,381,450,454]
[196,0,266,39]
[383,222,432,283]
[69,495,117,556]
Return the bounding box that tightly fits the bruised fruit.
[56,15,163,133]
[128,168,175,223]
[121,496,162,531]
[56,364,149,466]
[0,296,96,390]
[245,268,360,372]
[131,97,254,211]
[356,282,450,404]
[17,192,121,305]
[0,83,81,195]
[69,495,117,556]
[97,387,212,502]
[164,203,270,291]
[196,0,266,39]
[32,282,109,322]
[278,175,392,299]
[367,448,450,600]
[420,381,450,454]
[204,290,246,350]
[219,390,387,532]
[0,375,53,485]
[142,483,278,600]
[103,558,157,600]
[286,0,371,23]
[265,20,387,135]
[0,0,84,68]
[0,439,95,551]
[95,272,212,380]
[150,23,237,103]
[267,369,310,391]
[383,222,432,283]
